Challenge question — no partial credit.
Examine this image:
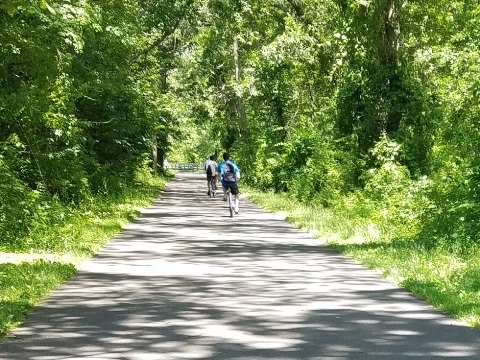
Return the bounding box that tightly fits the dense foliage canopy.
[1,0,480,250]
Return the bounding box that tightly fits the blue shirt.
[218,160,240,185]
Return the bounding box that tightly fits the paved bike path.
[1,173,479,359]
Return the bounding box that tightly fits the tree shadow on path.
[1,174,479,359]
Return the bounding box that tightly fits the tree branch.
[132,17,183,62]
[285,0,309,24]
[131,0,194,62]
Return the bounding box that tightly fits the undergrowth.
[0,169,171,337]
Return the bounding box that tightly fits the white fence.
[169,162,203,172]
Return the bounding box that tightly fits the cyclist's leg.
[234,194,239,213]
[206,174,211,194]
[222,181,227,200]
[231,185,240,213]
[227,188,233,217]
[211,178,216,196]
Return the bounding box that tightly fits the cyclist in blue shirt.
[218,152,241,214]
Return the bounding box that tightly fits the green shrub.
[0,158,38,245]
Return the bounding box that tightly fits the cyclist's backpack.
[223,162,236,182]
[206,163,213,176]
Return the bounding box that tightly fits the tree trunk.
[382,0,402,134]
[233,36,247,136]
[381,0,399,67]
[152,134,158,175]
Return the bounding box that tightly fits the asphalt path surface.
[1,173,479,359]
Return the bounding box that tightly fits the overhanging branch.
[131,0,194,62]
[131,16,183,62]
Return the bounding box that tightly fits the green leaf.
[42,1,56,15]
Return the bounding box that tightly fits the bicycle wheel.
[227,190,233,218]
[211,180,216,197]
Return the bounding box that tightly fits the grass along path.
[0,172,171,338]
[245,187,480,329]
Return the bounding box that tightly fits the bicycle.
[209,178,216,198]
